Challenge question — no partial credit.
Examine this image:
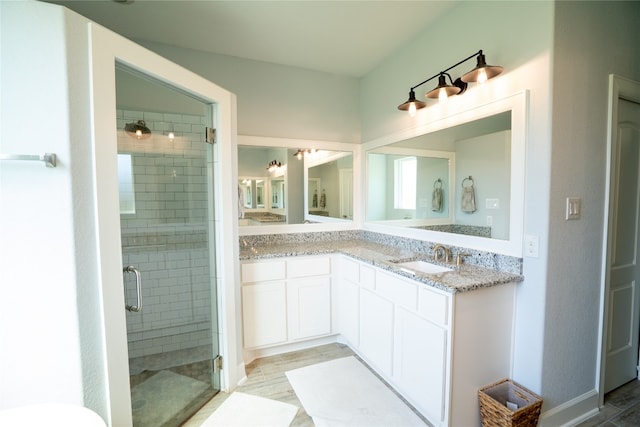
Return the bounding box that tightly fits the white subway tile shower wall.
[117,109,213,359]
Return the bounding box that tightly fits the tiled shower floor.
[129,348,216,427]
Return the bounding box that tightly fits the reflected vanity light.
[167,132,175,141]
[293,148,319,160]
[398,49,503,115]
[124,120,151,139]
[266,160,282,172]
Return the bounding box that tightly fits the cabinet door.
[338,276,360,347]
[359,288,394,377]
[394,307,447,424]
[242,281,287,348]
[287,276,331,340]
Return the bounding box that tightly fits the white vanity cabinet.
[241,256,332,351]
[336,256,376,349]
[336,255,515,427]
[359,287,395,377]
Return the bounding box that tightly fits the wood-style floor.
[577,380,640,427]
[181,342,431,427]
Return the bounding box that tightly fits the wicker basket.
[478,379,543,427]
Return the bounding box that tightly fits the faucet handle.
[455,252,469,266]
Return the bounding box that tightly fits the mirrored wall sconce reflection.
[124,120,152,139]
[398,49,503,117]
[266,160,282,172]
[293,148,319,160]
[167,132,175,141]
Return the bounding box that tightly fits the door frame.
[598,74,640,407]
[89,23,240,426]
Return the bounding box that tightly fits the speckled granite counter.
[239,233,523,294]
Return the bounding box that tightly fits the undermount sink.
[393,260,453,275]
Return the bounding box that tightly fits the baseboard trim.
[539,389,599,427]
[242,335,339,365]
[235,361,248,387]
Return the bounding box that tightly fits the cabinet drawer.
[287,256,331,278]
[241,260,286,283]
[418,287,449,326]
[341,256,360,283]
[375,271,417,311]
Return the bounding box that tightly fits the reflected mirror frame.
[362,91,528,258]
[236,136,359,234]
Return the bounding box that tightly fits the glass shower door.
[116,65,220,426]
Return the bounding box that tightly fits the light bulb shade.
[461,52,503,83]
[426,74,462,99]
[125,120,151,139]
[398,89,426,112]
[266,160,282,171]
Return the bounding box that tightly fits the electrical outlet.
[524,234,539,258]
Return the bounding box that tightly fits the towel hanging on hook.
[461,176,476,213]
[432,178,443,212]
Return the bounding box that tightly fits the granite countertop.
[239,239,523,294]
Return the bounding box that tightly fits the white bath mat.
[131,370,209,426]
[201,392,298,427]
[285,356,427,426]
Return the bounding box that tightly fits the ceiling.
[45,0,459,77]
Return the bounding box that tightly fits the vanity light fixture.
[426,73,465,102]
[124,120,151,140]
[266,160,282,172]
[398,49,503,116]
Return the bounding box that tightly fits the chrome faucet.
[432,244,452,263]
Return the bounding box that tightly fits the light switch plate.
[566,197,581,220]
[486,198,499,209]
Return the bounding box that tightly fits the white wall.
[0,1,108,419]
[545,0,640,410]
[360,0,556,412]
[137,41,361,144]
[455,130,510,239]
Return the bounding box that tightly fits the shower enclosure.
[116,65,220,426]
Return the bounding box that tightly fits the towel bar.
[0,153,57,168]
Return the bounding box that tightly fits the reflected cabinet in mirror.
[364,92,527,257]
[237,143,354,227]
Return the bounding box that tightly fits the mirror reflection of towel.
[461,185,476,213]
[432,187,443,212]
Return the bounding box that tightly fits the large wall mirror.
[363,92,527,257]
[237,136,358,234]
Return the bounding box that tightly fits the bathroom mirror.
[363,92,527,257]
[305,151,354,221]
[238,178,266,209]
[237,136,357,232]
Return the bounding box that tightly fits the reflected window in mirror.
[394,156,417,210]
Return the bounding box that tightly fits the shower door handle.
[123,266,142,312]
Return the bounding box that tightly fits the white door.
[605,97,640,392]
